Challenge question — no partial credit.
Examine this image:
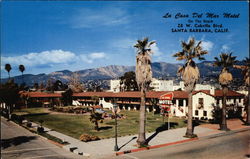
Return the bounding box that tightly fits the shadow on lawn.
[145,122,178,145]
[1,136,37,149]
[98,126,113,131]
[23,113,50,117]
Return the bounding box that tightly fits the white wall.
[110,80,120,92]
[150,78,174,91]
[192,92,215,119]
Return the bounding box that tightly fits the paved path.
[3,116,249,159]
[43,119,250,159]
[1,117,83,159]
[113,129,250,159]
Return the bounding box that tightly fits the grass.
[13,108,186,140]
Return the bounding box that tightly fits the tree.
[46,78,54,92]
[233,57,250,125]
[69,73,84,93]
[214,53,237,130]
[19,64,25,84]
[173,37,208,138]
[134,37,155,147]
[91,95,100,105]
[61,88,73,106]
[89,109,103,131]
[5,64,12,79]
[0,80,20,119]
[120,71,139,91]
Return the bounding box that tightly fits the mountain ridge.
[1,61,243,86]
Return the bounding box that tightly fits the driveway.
[1,117,83,159]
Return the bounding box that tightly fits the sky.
[1,1,249,78]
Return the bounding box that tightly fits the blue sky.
[1,1,249,78]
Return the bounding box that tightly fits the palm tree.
[173,37,208,138]
[5,64,12,79]
[19,64,25,84]
[134,37,155,147]
[233,57,250,125]
[214,53,237,130]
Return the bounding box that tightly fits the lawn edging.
[115,137,199,156]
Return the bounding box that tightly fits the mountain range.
[1,61,243,87]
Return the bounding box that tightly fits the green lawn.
[13,108,186,140]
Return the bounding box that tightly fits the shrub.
[11,114,18,121]
[37,127,44,133]
[26,122,32,127]
[79,134,100,142]
[18,116,24,125]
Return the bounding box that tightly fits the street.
[1,117,83,159]
[114,129,250,159]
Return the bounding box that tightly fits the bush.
[11,114,18,121]
[26,122,32,127]
[79,134,100,142]
[18,116,24,125]
[37,127,44,133]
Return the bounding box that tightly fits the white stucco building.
[110,78,174,92]
[171,89,245,120]
[149,78,174,91]
[110,80,121,92]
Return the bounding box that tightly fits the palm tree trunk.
[185,92,196,138]
[246,85,250,125]
[137,86,146,146]
[220,86,229,130]
[8,72,10,80]
[22,72,24,84]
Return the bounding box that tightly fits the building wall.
[110,80,120,92]
[149,78,174,91]
[192,92,215,119]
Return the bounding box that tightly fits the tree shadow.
[23,113,49,117]
[118,136,137,151]
[1,136,37,149]
[98,126,113,131]
[145,122,178,145]
[238,116,248,125]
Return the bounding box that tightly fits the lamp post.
[113,102,119,151]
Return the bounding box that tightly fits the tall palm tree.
[173,37,208,138]
[19,64,25,84]
[134,37,155,147]
[5,64,12,79]
[233,57,250,125]
[214,53,237,130]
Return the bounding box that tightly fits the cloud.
[201,41,214,51]
[70,7,129,28]
[151,43,163,57]
[221,44,230,52]
[79,52,107,64]
[1,50,108,69]
[89,52,106,59]
[2,50,76,67]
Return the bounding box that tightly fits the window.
[198,98,204,108]
[195,110,199,116]
[172,100,176,104]
[216,99,220,105]
[203,111,207,116]
[179,100,183,106]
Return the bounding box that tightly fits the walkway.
[39,118,250,159]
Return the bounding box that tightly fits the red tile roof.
[192,90,244,98]
[23,92,62,98]
[21,90,244,99]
